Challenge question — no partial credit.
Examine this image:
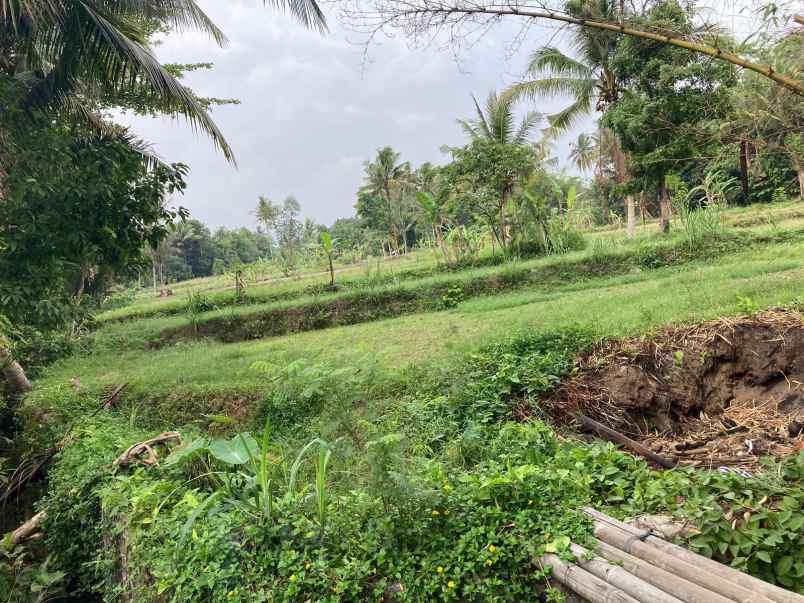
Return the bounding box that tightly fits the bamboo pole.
[540,553,640,603]
[588,513,778,603]
[568,543,684,603]
[592,539,734,603]
[584,508,804,603]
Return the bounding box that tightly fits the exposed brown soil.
[552,311,804,470]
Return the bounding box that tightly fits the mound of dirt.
[553,311,804,470]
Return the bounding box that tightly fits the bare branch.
[339,0,804,96]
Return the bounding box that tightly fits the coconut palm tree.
[458,90,542,145]
[0,0,327,162]
[506,0,643,235]
[362,147,411,253]
[569,133,596,173]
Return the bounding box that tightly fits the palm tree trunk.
[1,347,32,394]
[626,195,637,238]
[739,139,750,203]
[659,185,671,234]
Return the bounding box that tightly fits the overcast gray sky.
[120,1,587,229]
[120,0,773,229]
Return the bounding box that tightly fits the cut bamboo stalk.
[584,508,804,603]
[574,413,677,468]
[593,539,734,603]
[593,521,775,603]
[540,553,640,603]
[569,543,684,603]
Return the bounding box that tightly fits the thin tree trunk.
[659,185,671,234]
[626,195,637,238]
[739,139,750,203]
[0,347,32,394]
[798,168,804,200]
[612,138,631,232]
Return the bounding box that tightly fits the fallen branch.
[113,432,181,468]
[6,511,47,547]
[103,383,129,410]
[573,413,677,469]
[354,2,804,96]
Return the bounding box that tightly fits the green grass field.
[29,206,804,420]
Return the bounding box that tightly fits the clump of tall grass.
[668,175,723,248]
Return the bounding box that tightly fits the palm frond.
[31,1,235,162]
[488,90,515,144]
[264,0,327,33]
[512,110,542,145]
[470,94,493,140]
[107,0,228,45]
[457,119,480,140]
[507,77,596,103]
[526,46,594,79]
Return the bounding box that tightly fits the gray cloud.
[121,1,589,229]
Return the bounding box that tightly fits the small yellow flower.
[484,559,493,567]
[527,499,533,505]
[487,544,497,553]
[447,581,456,589]
[431,510,440,517]
[305,562,312,570]
[436,566,444,574]
[443,509,449,516]
[289,575,297,583]
[443,484,451,492]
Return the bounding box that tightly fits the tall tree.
[361,147,412,254]
[603,1,737,233]
[506,0,636,233]
[455,90,541,249]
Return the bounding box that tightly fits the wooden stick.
[569,543,684,603]
[574,413,677,468]
[103,383,129,410]
[540,553,640,603]
[7,511,47,547]
[584,508,804,603]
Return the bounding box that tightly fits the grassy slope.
[100,201,804,323]
[28,233,804,415]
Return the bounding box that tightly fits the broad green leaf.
[209,433,259,465]
[164,437,208,466]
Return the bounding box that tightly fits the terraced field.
[13,202,804,601]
